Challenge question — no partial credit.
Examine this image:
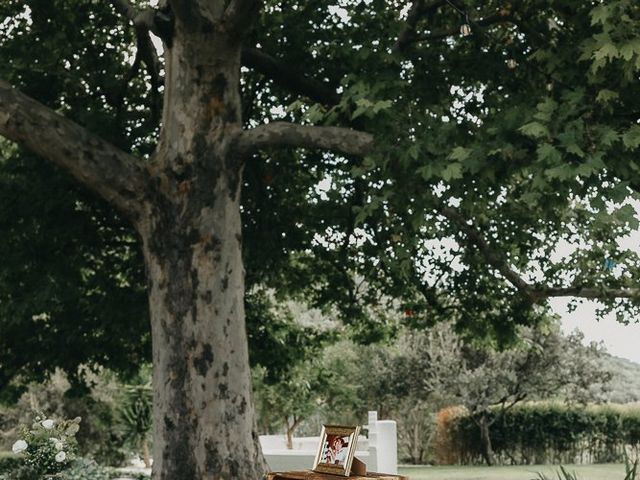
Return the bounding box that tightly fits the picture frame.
[312,424,360,476]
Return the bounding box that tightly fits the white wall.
[260,411,397,474]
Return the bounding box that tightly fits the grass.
[398,464,629,480]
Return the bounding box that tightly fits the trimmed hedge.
[434,402,640,465]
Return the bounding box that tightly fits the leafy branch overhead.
[1,1,640,476]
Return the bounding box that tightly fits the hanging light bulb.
[507,59,517,69]
[460,23,471,36]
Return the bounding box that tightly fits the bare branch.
[0,80,146,219]
[437,203,640,303]
[235,122,374,157]
[241,47,340,106]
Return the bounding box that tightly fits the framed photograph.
[312,424,360,476]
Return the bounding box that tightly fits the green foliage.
[531,465,580,480]
[0,454,21,474]
[1,0,640,408]
[117,383,152,466]
[531,456,638,480]
[444,402,640,466]
[599,356,640,403]
[624,450,639,480]
[0,464,39,480]
[60,458,110,480]
[10,412,80,477]
[245,290,331,384]
[0,370,139,467]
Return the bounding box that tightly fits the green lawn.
[398,464,629,480]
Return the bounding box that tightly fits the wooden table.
[266,471,407,480]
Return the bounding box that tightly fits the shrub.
[61,458,111,480]
[435,401,640,465]
[0,454,22,474]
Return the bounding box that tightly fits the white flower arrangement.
[41,419,55,429]
[11,411,82,477]
[11,439,28,454]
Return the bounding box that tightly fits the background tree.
[453,327,611,465]
[1,1,640,478]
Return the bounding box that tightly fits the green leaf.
[596,89,619,103]
[440,162,463,182]
[407,144,421,160]
[520,191,541,204]
[613,204,640,230]
[448,146,472,162]
[537,144,562,164]
[593,43,619,62]
[372,99,393,113]
[418,164,436,180]
[519,122,549,139]
[620,39,640,61]
[565,143,585,158]
[586,153,606,171]
[597,127,619,147]
[590,4,611,26]
[575,163,595,177]
[610,182,631,203]
[304,104,326,123]
[622,125,640,150]
[533,98,558,122]
[545,164,573,180]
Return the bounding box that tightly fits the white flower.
[50,439,64,451]
[66,423,80,435]
[55,451,67,462]
[12,440,28,454]
[41,419,55,429]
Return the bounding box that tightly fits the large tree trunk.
[135,19,267,480]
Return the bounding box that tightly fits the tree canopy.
[1,0,639,477]
[1,0,638,393]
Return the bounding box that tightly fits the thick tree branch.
[224,0,261,39]
[413,13,519,43]
[394,0,447,52]
[437,203,640,303]
[235,122,374,157]
[111,0,172,42]
[0,80,146,218]
[241,47,340,106]
[533,287,640,300]
[439,205,533,296]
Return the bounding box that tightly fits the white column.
[373,420,398,474]
[367,411,379,472]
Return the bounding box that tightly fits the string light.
[446,0,473,38]
[507,59,517,69]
